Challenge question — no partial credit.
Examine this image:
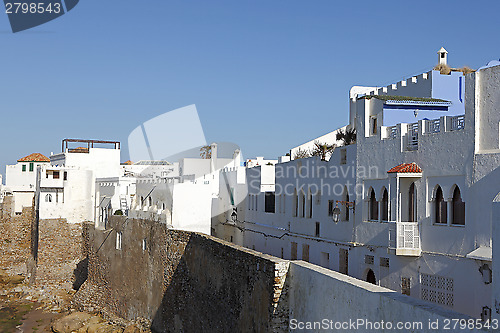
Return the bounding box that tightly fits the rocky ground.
[0,210,150,333]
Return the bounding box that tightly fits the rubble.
[0,208,151,332]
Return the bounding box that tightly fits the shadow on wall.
[150,237,274,332]
[76,217,287,333]
[73,257,88,291]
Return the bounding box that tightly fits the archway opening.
[366,269,376,284]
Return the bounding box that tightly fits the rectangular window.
[290,242,297,260]
[116,232,122,250]
[320,252,330,268]
[29,162,34,172]
[328,200,335,216]
[365,255,374,265]
[340,149,347,165]
[339,248,348,275]
[63,172,68,181]
[315,222,320,237]
[402,277,411,296]
[22,164,26,172]
[53,171,60,179]
[371,117,378,135]
[264,192,275,213]
[380,257,390,268]
[302,244,309,262]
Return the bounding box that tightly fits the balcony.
[426,119,440,133]
[40,177,64,188]
[389,221,421,256]
[387,125,398,139]
[385,115,466,151]
[450,115,465,131]
[407,123,419,151]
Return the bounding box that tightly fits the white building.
[96,143,243,236]
[289,126,347,160]
[0,174,5,204]
[245,156,279,168]
[36,139,122,223]
[5,153,50,214]
[217,52,500,320]
[123,160,178,179]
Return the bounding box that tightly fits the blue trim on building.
[459,76,463,103]
[383,105,449,112]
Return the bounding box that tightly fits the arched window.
[381,188,389,221]
[435,186,447,224]
[148,197,152,208]
[45,194,52,203]
[452,186,465,225]
[308,189,313,218]
[293,189,298,217]
[301,191,305,218]
[366,269,376,285]
[343,187,350,221]
[162,203,166,211]
[140,196,144,209]
[369,189,378,220]
[408,183,416,222]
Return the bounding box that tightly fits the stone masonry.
[75,217,290,332]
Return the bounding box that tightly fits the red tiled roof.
[17,153,50,162]
[387,162,422,174]
[122,160,133,165]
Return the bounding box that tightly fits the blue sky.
[1,0,499,178]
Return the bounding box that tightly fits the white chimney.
[210,143,218,174]
[437,47,448,65]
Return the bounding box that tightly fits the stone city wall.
[75,216,289,332]
[75,216,485,333]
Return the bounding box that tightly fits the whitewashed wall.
[289,261,481,333]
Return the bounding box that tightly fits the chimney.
[210,143,218,174]
[437,47,448,65]
[232,149,240,168]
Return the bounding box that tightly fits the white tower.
[437,47,448,65]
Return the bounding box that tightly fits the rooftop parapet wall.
[351,71,433,101]
[351,70,466,116]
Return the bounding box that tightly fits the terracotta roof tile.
[17,153,50,162]
[387,162,422,174]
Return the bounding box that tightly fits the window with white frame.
[116,232,122,250]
